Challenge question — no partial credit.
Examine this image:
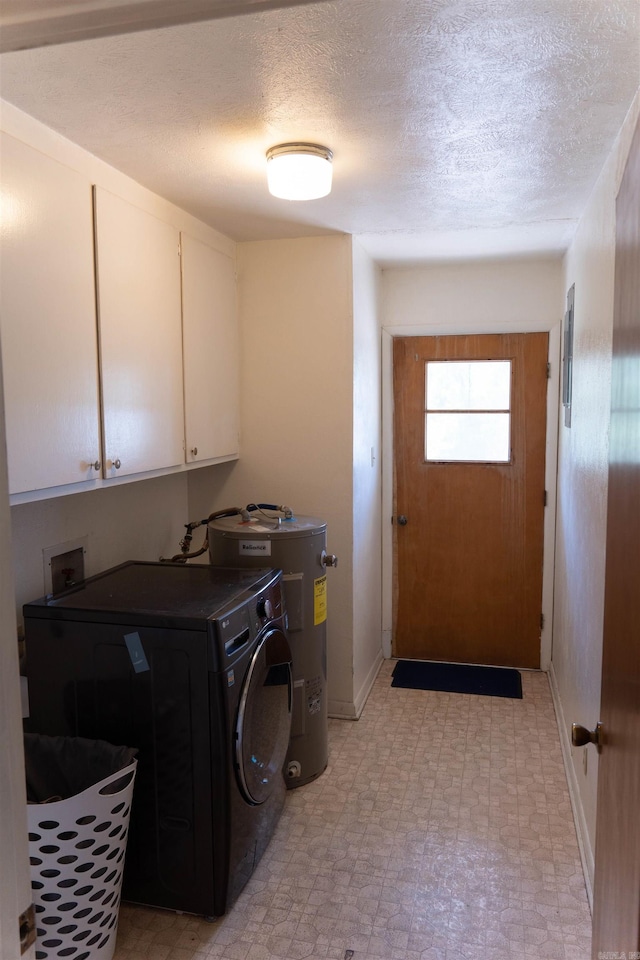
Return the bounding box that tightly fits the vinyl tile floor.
[113,660,592,960]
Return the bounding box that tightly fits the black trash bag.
[24,733,138,803]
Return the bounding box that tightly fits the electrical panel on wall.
[562,284,575,427]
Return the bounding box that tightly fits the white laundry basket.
[27,758,137,960]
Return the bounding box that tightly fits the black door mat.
[391,659,523,699]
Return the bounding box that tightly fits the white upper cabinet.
[0,133,101,495]
[181,233,239,463]
[94,187,185,478]
[1,125,239,502]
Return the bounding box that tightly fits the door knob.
[571,721,603,752]
[397,515,408,526]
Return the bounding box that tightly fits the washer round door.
[235,626,292,805]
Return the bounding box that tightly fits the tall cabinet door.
[181,234,239,463]
[94,188,184,478]
[0,133,101,495]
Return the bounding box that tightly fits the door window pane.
[426,360,511,410]
[426,413,511,462]
[425,359,512,462]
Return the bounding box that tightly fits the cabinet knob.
[92,460,101,471]
[113,458,121,470]
[191,447,198,457]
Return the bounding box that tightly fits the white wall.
[551,90,640,900]
[11,474,188,623]
[380,258,563,662]
[351,239,383,714]
[0,345,34,959]
[383,259,562,332]
[189,235,357,714]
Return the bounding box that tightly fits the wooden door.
[393,332,548,668]
[591,113,640,957]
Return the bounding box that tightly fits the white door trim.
[382,319,561,670]
[0,344,35,958]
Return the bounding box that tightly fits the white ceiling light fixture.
[266,142,333,201]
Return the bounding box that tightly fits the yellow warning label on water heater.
[314,575,327,625]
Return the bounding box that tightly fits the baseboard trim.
[548,663,594,910]
[353,649,384,719]
[328,699,357,720]
[328,649,384,721]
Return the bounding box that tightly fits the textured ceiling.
[0,1,331,53]
[1,0,638,263]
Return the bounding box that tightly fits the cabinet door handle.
[191,447,198,457]
[92,460,101,471]
[113,458,121,470]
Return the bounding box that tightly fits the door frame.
[0,339,35,958]
[382,318,562,670]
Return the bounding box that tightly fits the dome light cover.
[266,142,333,200]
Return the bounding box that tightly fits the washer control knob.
[257,597,274,620]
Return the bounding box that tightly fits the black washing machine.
[23,561,292,918]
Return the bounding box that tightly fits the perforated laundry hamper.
[27,756,137,960]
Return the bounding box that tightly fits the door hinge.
[543,490,548,506]
[540,613,545,631]
[19,903,36,954]
[546,362,551,379]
